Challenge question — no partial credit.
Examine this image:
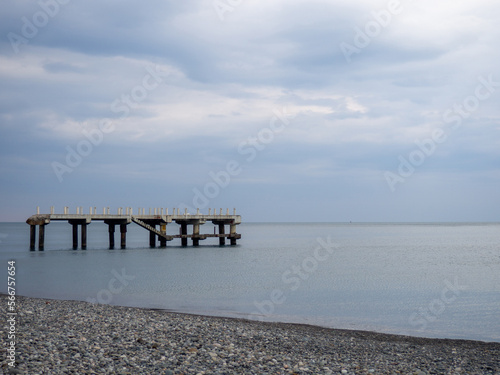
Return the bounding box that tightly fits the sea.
[0,222,499,342]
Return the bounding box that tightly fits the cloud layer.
[1,0,499,222]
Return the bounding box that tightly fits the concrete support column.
[108,224,115,249]
[230,224,237,246]
[219,224,225,246]
[38,224,45,251]
[149,224,156,248]
[30,225,36,251]
[159,236,167,247]
[159,224,167,248]
[120,224,127,249]
[81,224,87,250]
[72,223,78,250]
[181,223,188,246]
[193,223,200,247]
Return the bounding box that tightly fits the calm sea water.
[0,222,499,342]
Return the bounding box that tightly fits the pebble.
[1,295,499,374]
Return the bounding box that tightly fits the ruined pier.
[26,207,241,250]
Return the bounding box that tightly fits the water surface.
[0,222,498,342]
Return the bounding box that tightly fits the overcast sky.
[1,0,499,222]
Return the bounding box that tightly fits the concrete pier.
[26,207,241,250]
[26,214,50,251]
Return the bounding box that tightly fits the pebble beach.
[1,295,499,375]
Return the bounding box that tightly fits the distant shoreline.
[4,295,499,374]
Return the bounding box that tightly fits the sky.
[1,0,499,222]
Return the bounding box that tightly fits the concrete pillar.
[81,224,87,250]
[38,224,45,251]
[120,224,127,249]
[181,223,188,246]
[50,206,54,214]
[72,223,78,250]
[230,224,237,246]
[219,224,225,246]
[149,224,156,248]
[108,224,115,249]
[159,224,167,247]
[159,236,167,247]
[193,223,200,246]
[37,206,40,214]
[30,225,36,251]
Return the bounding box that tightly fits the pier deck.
[26,207,241,250]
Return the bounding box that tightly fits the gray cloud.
[1,0,499,222]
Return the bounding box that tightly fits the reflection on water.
[0,222,499,342]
